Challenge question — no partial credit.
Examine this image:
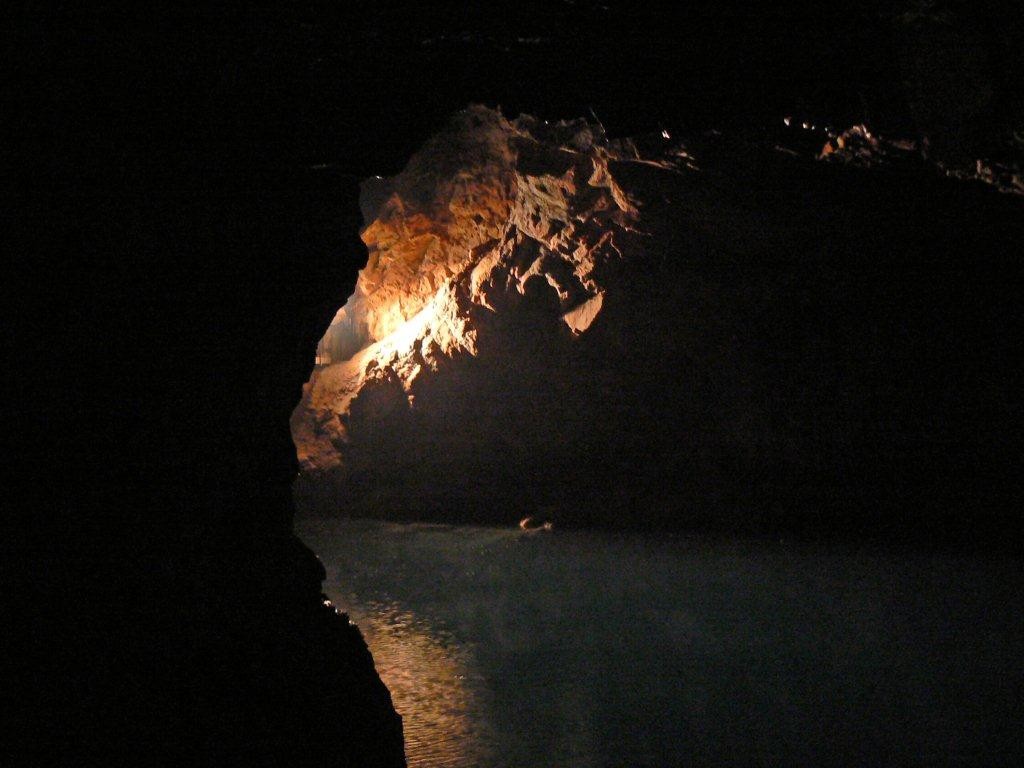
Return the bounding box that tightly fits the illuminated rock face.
[293,106,1021,536]
[293,106,641,503]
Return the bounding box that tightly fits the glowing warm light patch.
[374,302,433,358]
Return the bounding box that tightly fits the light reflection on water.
[347,598,496,768]
[298,518,1023,768]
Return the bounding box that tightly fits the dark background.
[15,1,1024,180]
[6,1,1021,763]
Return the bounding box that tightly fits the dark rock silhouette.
[17,174,406,765]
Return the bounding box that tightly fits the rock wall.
[26,176,408,765]
[294,106,1022,544]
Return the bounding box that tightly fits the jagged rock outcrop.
[294,107,636,474]
[293,105,1022,541]
[819,123,1024,196]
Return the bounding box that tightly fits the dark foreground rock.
[13,175,407,766]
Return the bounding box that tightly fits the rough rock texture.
[819,123,1024,196]
[294,107,636,475]
[293,106,1022,543]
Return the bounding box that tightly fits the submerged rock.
[293,105,1022,542]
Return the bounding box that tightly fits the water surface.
[298,518,1022,767]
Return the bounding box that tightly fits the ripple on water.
[348,599,497,768]
[299,517,1024,768]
